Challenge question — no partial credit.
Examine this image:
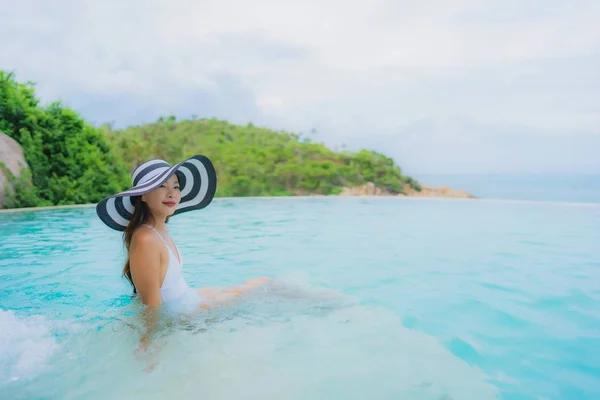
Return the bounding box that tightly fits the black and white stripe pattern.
[96,155,217,231]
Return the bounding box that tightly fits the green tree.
[0,71,130,208]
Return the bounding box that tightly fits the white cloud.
[1,0,599,173]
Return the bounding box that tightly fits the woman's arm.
[129,230,163,350]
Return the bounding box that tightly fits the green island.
[1,70,472,210]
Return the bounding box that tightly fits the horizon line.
[1,195,599,215]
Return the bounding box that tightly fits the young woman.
[96,155,269,349]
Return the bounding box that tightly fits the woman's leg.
[196,277,271,307]
[234,277,271,292]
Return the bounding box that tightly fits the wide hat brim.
[96,154,217,231]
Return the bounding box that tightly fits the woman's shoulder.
[129,226,164,270]
[130,226,161,248]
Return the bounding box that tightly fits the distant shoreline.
[2,194,600,214]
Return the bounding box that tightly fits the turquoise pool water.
[1,197,599,399]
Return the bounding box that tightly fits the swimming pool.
[1,197,599,399]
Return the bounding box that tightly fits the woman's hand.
[134,333,165,373]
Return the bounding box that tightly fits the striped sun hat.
[96,154,217,231]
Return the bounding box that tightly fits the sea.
[413,173,600,204]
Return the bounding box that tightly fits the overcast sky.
[1,0,599,174]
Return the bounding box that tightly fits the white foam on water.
[91,310,500,398]
[0,310,61,385]
[1,286,501,400]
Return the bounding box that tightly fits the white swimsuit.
[142,224,204,312]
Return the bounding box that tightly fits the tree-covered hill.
[103,117,422,197]
[1,70,421,209]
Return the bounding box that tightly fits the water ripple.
[1,198,599,399]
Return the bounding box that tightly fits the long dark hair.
[122,196,171,294]
[122,196,150,294]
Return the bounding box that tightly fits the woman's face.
[141,174,181,218]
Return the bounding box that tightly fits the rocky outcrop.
[0,132,29,208]
[338,182,476,199]
[338,182,394,196]
[403,185,477,199]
